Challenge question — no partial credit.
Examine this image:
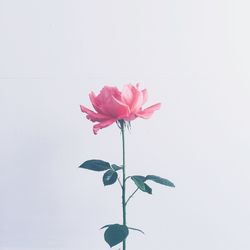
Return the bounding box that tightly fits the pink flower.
[80,84,161,134]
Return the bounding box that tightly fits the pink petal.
[93,119,116,135]
[136,103,161,119]
[89,92,102,113]
[142,88,148,105]
[109,95,130,118]
[124,113,137,121]
[131,89,143,113]
[121,84,133,105]
[93,86,129,118]
[98,94,129,118]
[121,84,143,113]
[80,105,110,122]
[96,86,121,105]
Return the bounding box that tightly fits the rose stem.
[121,120,127,250]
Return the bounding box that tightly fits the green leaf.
[128,227,145,235]
[131,176,152,194]
[144,183,152,194]
[103,170,118,186]
[132,175,146,182]
[103,224,129,247]
[111,164,123,171]
[146,175,175,187]
[131,176,145,190]
[79,160,110,172]
[100,224,111,229]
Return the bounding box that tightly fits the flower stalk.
[120,120,127,250]
[79,84,175,249]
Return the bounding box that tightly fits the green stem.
[125,188,139,206]
[121,120,126,250]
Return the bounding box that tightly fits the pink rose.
[80,84,161,134]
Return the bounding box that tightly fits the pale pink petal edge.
[136,103,161,119]
[93,119,116,135]
[80,105,110,122]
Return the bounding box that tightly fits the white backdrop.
[1,0,250,249]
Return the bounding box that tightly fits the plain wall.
[1,0,250,249]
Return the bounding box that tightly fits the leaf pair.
[131,174,175,194]
[101,224,144,247]
[101,224,128,248]
[131,176,152,194]
[79,159,122,186]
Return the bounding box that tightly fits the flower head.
[80,84,161,134]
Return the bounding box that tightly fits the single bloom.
[80,84,161,134]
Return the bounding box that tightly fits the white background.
[1,0,250,249]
